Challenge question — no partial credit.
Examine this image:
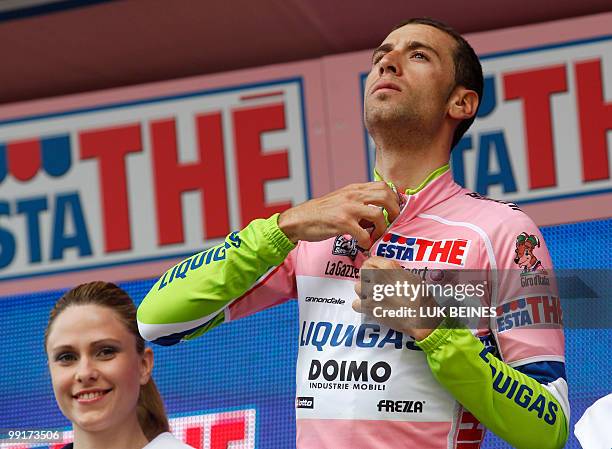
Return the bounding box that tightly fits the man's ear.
[449,88,479,121]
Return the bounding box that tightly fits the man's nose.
[378,52,401,76]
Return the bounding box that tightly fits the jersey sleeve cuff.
[416,317,463,353]
[263,213,296,256]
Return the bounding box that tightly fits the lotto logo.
[296,397,315,409]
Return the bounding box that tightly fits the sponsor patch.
[514,232,545,272]
[299,321,421,352]
[332,235,358,259]
[296,397,314,409]
[480,346,558,425]
[520,272,550,288]
[306,359,391,391]
[324,259,360,279]
[376,233,470,266]
[305,296,346,305]
[496,295,562,332]
[376,399,425,413]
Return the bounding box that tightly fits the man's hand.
[352,256,441,341]
[278,182,400,250]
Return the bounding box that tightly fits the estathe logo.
[296,397,314,409]
[376,234,470,266]
[0,79,310,284]
[496,295,562,332]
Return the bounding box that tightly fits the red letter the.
[80,124,142,252]
[504,65,567,189]
[151,113,229,246]
[575,59,612,182]
[211,419,246,449]
[233,103,291,224]
[185,426,202,449]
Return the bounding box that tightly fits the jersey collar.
[373,163,450,195]
[373,163,462,225]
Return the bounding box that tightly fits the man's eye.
[373,54,384,65]
[412,52,428,60]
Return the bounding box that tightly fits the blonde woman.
[45,281,194,449]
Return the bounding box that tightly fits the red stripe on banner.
[240,90,284,101]
[7,139,41,181]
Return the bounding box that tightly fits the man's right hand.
[277,181,401,250]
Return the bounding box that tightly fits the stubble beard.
[365,96,429,149]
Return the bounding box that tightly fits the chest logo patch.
[376,233,471,266]
[332,235,358,259]
[514,232,545,272]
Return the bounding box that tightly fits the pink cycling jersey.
[218,169,568,448]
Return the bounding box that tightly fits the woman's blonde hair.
[44,281,169,440]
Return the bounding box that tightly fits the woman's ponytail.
[138,378,169,440]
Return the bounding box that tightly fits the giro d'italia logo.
[514,232,545,273]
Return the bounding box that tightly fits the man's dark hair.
[393,18,483,149]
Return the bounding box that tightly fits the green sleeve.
[137,213,295,344]
[416,320,568,449]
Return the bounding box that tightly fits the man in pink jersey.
[138,18,569,449]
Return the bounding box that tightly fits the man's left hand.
[352,256,441,341]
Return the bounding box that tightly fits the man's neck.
[370,121,452,192]
[374,143,449,193]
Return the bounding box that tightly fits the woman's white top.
[574,393,612,449]
[145,432,196,449]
